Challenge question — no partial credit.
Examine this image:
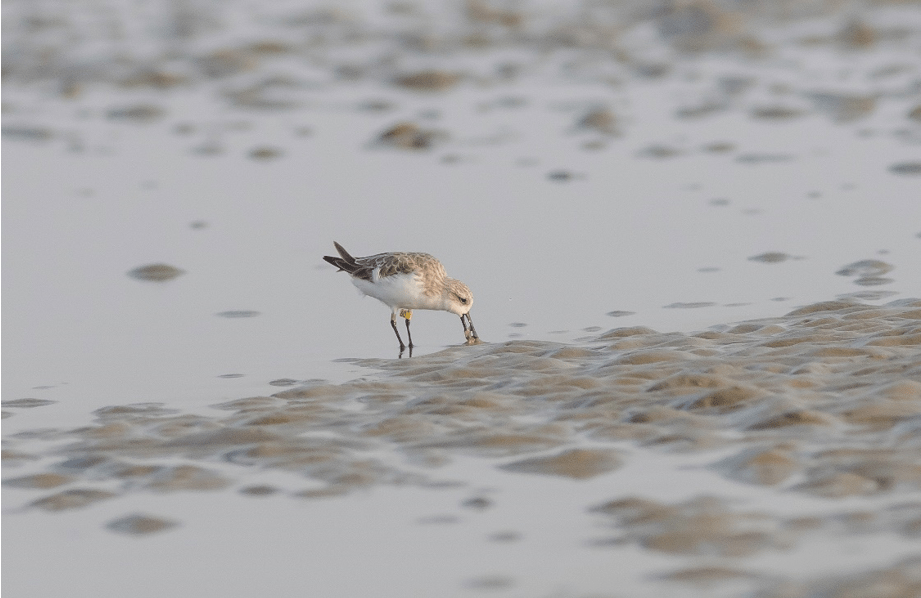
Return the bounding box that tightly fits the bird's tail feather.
[334,241,357,264]
[323,242,360,274]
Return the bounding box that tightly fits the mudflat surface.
[5,299,921,597]
[3,0,921,596]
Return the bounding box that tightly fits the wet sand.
[4,0,921,596]
[5,298,921,596]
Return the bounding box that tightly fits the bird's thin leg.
[404,318,414,348]
[391,313,406,351]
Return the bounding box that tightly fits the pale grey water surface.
[3,1,921,597]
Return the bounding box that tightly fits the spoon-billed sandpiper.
[323,242,478,352]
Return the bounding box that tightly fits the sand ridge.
[4,299,920,590]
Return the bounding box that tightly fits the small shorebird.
[323,242,478,352]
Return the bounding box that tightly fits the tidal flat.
[5,299,921,597]
[3,0,921,596]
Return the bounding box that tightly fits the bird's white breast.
[351,272,441,311]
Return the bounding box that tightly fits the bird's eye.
[460,297,468,304]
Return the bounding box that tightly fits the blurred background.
[5,0,920,409]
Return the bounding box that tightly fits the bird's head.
[445,279,474,316]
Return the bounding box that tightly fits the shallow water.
[5,299,921,597]
[3,0,921,596]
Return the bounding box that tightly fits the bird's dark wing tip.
[333,242,355,263]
